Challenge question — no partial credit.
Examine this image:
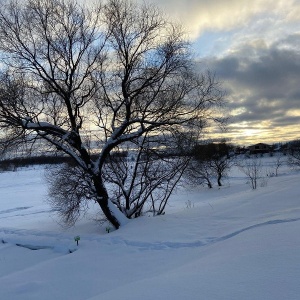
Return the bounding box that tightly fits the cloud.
[147,0,300,40]
[76,0,300,144]
[206,33,300,143]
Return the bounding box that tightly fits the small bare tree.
[287,141,300,169]
[237,157,263,190]
[186,142,233,188]
[273,153,285,176]
[0,0,224,228]
[288,153,300,169]
[185,158,214,188]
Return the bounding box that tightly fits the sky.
[2,0,299,146]
[143,0,300,145]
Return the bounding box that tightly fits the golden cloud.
[149,0,300,40]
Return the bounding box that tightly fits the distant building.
[248,143,271,154]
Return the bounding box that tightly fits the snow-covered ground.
[0,156,300,300]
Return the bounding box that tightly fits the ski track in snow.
[0,228,78,255]
[0,208,59,219]
[2,217,300,253]
[215,217,300,242]
[109,217,300,250]
[0,207,32,214]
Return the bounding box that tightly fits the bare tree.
[186,142,232,188]
[237,157,263,190]
[287,140,300,169]
[104,136,190,217]
[0,0,224,229]
[185,158,214,188]
[273,153,285,176]
[46,164,94,226]
[207,142,233,187]
[288,152,300,169]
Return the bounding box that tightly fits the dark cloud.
[214,44,300,100]
[205,34,300,143]
[272,115,300,127]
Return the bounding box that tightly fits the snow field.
[0,157,300,299]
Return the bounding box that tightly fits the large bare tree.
[0,0,224,228]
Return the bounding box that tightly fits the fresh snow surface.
[0,156,300,300]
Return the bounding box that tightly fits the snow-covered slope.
[0,159,300,300]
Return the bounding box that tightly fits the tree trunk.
[206,178,212,189]
[97,195,121,229]
[217,173,222,186]
[93,176,121,229]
